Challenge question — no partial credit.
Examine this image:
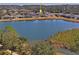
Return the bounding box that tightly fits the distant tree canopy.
[5,26,16,32]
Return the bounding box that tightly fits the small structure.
[0,44,3,49]
[74,15,79,19]
[16,14,25,18]
[2,15,14,19]
[0,44,3,47]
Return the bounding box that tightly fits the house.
[16,14,25,18]
[2,15,14,19]
[74,15,79,19]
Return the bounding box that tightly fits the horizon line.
[0,3,79,5]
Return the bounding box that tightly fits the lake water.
[0,20,79,41]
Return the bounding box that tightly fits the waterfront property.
[0,12,79,23]
[0,4,79,55]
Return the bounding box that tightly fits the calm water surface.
[0,20,79,41]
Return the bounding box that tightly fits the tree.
[0,26,32,55]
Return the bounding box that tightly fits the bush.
[32,41,54,55]
[0,26,32,55]
[49,29,79,53]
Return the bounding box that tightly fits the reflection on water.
[0,20,79,41]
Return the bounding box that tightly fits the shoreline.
[0,16,79,23]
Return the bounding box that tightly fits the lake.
[0,20,79,41]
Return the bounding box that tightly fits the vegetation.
[0,26,32,55]
[1,26,79,55]
[49,29,79,53]
[0,26,54,55]
[32,41,54,55]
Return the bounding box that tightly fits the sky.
[0,3,79,5]
[0,0,79,3]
